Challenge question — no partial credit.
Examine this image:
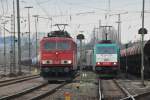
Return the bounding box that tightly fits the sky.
[0,0,150,43]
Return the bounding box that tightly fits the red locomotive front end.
[40,31,77,81]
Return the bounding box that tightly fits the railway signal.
[138,28,147,34]
[77,33,85,68]
[77,33,85,84]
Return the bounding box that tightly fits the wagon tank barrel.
[120,40,150,78]
[121,40,150,56]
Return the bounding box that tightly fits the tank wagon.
[120,40,150,77]
[39,31,77,81]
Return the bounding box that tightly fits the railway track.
[98,79,133,100]
[0,74,79,100]
[121,91,150,100]
[0,74,40,87]
[98,79,150,100]
[133,91,150,100]
[0,81,68,100]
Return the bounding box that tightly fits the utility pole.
[2,20,8,75]
[5,15,15,76]
[95,28,99,42]
[99,20,101,28]
[99,20,101,41]
[137,0,148,87]
[17,0,22,74]
[93,27,96,44]
[125,44,128,78]
[110,12,128,44]
[24,6,33,73]
[141,0,145,86]
[116,14,121,44]
[10,14,14,75]
[3,15,16,76]
[33,15,39,66]
[13,0,16,74]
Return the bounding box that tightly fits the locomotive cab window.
[96,46,116,54]
[57,42,70,50]
[43,41,70,50]
[44,42,56,50]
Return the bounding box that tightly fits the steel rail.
[121,91,150,100]
[0,75,40,87]
[98,79,104,100]
[0,74,39,83]
[29,82,67,100]
[134,91,150,99]
[29,75,79,100]
[0,82,48,100]
[113,80,136,100]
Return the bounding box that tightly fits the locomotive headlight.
[97,62,100,65]
[42,60,47,64]
[61,60,72,64]
[42,60,52,64]
[113,62,117,65]
[68,60,72,64]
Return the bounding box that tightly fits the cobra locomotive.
[39,31,77,81]
[93,40,120,77]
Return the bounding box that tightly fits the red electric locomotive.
[39,31,77,81]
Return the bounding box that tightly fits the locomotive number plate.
[102,62,111,65]
[54,61,59,64]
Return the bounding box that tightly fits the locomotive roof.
[41,37,75,43]
[42,37,73,40]
[47,31,72,38]
[97,40,113,43]
[41,30,76,43]
[95,42,118,46]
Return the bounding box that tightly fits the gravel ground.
[117,79,150,96]
[43,71,98,100]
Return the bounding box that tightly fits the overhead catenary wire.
[34,0,53,21]
[0,0,5,18]
[5,0,9,16]
[0,0,10,19]
[36,0,52,4]
[34,0,55,30]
